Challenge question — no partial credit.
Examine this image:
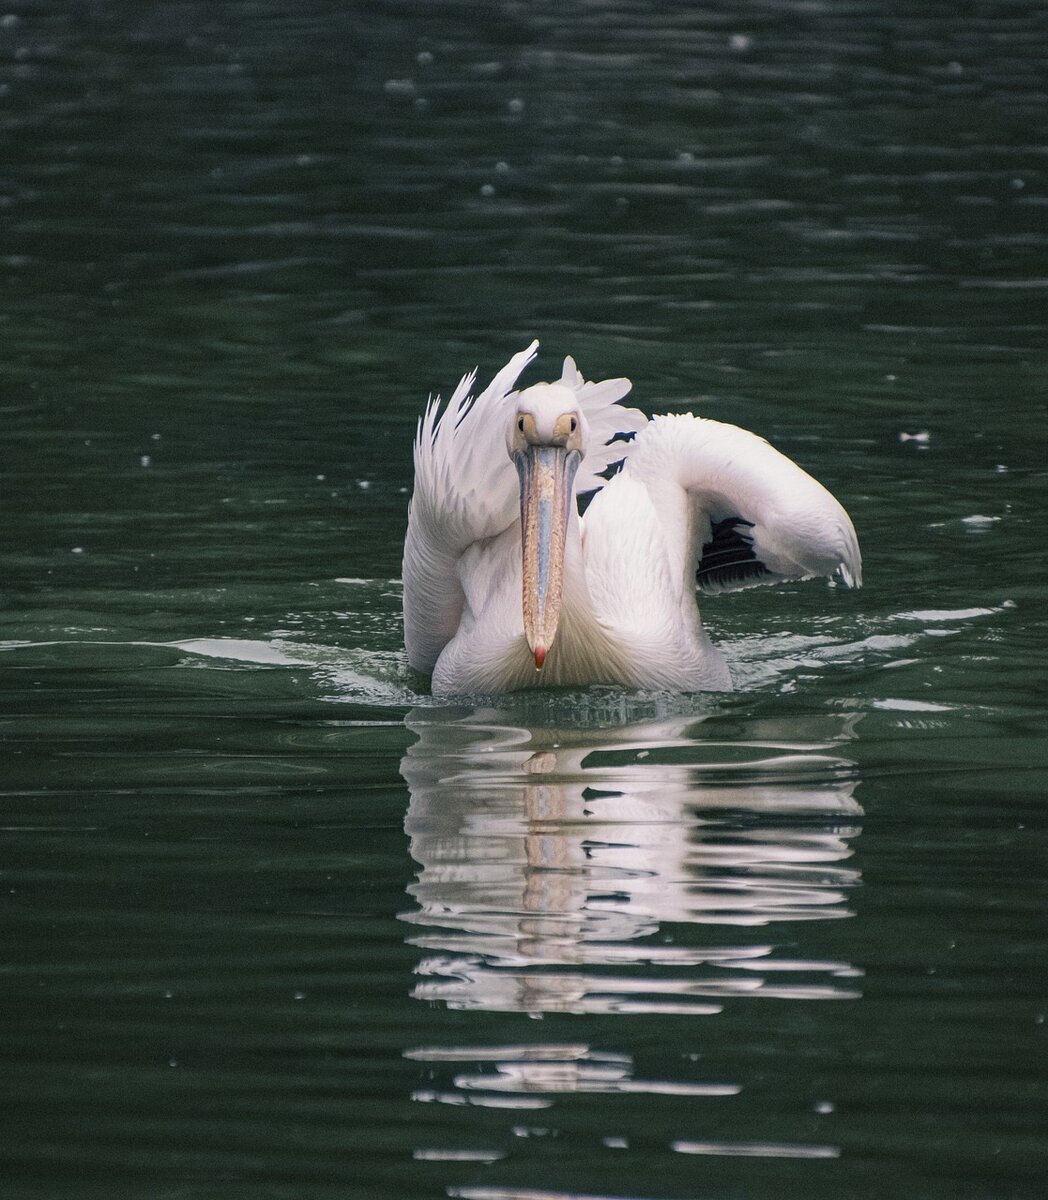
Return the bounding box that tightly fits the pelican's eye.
[517,417,525,433]
[569,417,577,433]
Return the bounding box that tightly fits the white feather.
[402,344,862,694]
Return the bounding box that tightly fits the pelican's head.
[508,383,586,672]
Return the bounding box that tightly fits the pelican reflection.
[399,702,863,1018]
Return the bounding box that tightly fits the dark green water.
[3,2,1047,1197]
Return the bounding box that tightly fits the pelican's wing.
[626,413,862,596]
[403,342,539,673]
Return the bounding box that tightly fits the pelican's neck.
[621,443,704,602]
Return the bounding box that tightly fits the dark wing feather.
[697,517,772,593]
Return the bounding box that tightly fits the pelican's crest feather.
[411,340,645,551]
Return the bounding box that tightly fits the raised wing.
[403,343,538,673]
[625,413,862,597]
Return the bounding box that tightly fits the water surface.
[2,2,1047,1197]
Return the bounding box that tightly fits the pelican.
[403,341,861,695]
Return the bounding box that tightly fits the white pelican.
[403,341,861,695]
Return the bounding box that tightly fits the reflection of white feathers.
[400,707,864,1017]
[403,342,862,696]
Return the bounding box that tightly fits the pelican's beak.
[514,443,581,671]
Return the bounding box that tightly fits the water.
[3,2,1047,1196]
